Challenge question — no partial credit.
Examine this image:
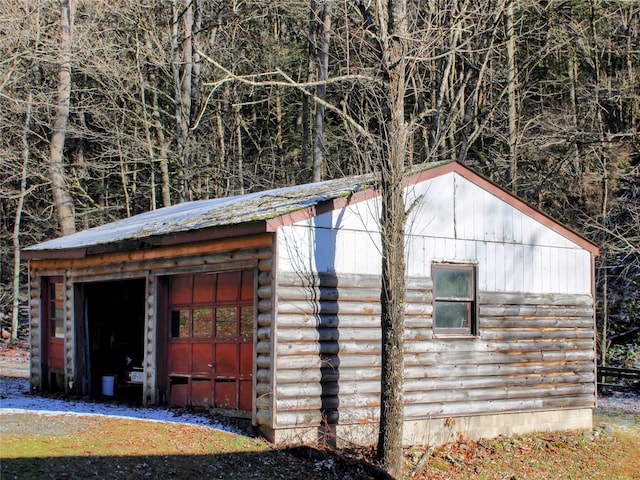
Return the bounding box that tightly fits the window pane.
[171,310,190,338]
[54,319,65,338]
[240,306,253,337]
[54,284,64,302]
[216,307,236,338]
[54,306,64,320]
[193,308,213,338]
[435,269,472,298]
[435,301,470,329]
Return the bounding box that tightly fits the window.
[433,264,476,335]
[170,309,214,338]
[168,271,254,340]
[48,278,65,338]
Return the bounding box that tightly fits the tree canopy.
[1,0,638,416]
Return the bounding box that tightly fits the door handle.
[208,363,215,368]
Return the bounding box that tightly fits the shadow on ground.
[2,449,392,480]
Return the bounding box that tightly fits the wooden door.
[167,270,254,411]
[42,277,65,389]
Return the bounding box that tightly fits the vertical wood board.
[279,171,593,294]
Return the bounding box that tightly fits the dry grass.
[405,419,640,479]
[2,409,639,479]
[0,412,386,479]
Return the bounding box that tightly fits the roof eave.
[23,221,270,261]
[264,187,381,231]
[155,221,268,246]
[22,248,88,261]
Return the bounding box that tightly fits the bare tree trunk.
[601,265,609,366]
[301,1,317,176]
[140,28,171,207]
[312,0,332,182]
[430,25,460,156]
[171,0,188,201]
[12,81,34,340]
[170,0,202,202]
[275,94,284,153]
[506,0,518,194]
[590,0,611,366]
[215,102,226,197]
[627,7,639,129]
[235,105,245,194]
[599,156,609,366]
[149,64,172,208]
[376,0,407,477]
[115,122,131,217]
[136,30,158,210]
[49,0,76,236]
[568,51,582,174]
[191,0,203,126]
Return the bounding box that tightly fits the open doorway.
[77,279,146,401]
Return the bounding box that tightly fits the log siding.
[143,275,157,404]
[270,271,595,432]
[63,275,74,391]
[28,268,41,392]
[255,260,275,427]
[28,236,273,411]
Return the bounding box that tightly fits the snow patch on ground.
[597,391,640,414]
[0,376,239,433]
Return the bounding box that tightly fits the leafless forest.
[1,0,638,361]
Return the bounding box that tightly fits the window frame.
[44,276,65,338]
[432,263,477,336]
[167,272,254,340]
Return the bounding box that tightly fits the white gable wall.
[277,197,383,276]
[278,172,592,295]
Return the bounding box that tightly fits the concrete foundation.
[262,408,594,447]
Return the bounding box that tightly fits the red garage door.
[167,270,254,412]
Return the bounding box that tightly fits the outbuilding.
[24,160,599,446]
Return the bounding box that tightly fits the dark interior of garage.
[83,279,145,400]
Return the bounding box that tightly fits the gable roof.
[23,161,599,259]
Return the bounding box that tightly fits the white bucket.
[102,375,115,396]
